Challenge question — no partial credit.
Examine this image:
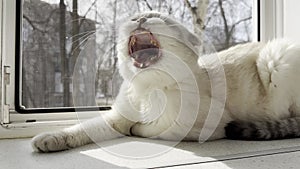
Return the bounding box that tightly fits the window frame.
[1,0,17,125]
[16,0,111,114]
[259,0,284,41]
[0,0,261,138]
[0,0,109,138]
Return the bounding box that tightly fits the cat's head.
[117,12,201,85]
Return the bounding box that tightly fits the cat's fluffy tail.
[225,117,300,140]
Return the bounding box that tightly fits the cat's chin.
[132,54,160,69]
[133,60,152,69]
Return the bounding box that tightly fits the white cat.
[32,12,300,152]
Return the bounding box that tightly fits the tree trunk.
[71,0,80,63]
[218,0,230,49]
[112,0,118,74]
[59,0,70,107]
[184,0,209,34]
[68,0,80,106]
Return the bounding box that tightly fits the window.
[3,1,300,166]
[21,0,118,111]
[18,0,254,112]
[0,0,257,137]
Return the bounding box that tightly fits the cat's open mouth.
[128,28,161,69]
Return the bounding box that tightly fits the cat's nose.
[137,17,147,24]
[131,16,147,29]
[137,17,147,28]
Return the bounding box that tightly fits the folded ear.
[188,32,201,47]
[162,15,201,47]
[131,12,162,21]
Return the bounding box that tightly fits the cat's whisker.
[161,16,169,22]
[70,32,95,55]
[162,23,182,28]
[70,31,95,45]
[69,18,87,23]
[67,30,96,40]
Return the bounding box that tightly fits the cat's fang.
[150,55,158,61]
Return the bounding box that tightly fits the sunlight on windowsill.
[80,137,300,169]
[80,137,219,169]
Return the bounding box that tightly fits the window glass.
[21,0,253,109]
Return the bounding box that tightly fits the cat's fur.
[32,12,300,152]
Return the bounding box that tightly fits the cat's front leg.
[31,130,77,152]
[130,121,184,141]
[32,112,134,152]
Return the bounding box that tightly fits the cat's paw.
[31,131,71,153]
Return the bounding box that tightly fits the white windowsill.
[1,137,300,169]
[0,110,106,139]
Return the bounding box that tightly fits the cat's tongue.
[128,28,161,69]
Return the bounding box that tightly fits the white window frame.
[259,0,284,42]
[1,0,16,125]
[0,0,105,139]
[0,0,262,139]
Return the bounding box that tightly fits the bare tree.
[218,0,230,48]
[59,0,70,107]
[67,0,81,106]
[205,0,252,50]
[21,0,253,108]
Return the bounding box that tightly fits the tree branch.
[79,0,98,28]
[142,0,153,11]
[229,16,252,37]
[23,15,47,33]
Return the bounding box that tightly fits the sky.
[41,0,59,4]
[40,0,99,19]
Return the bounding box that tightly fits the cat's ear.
[163,17,201,47]
[131,12,162,21]
[188,33,201,47]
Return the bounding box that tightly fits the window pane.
[21,0,253,109]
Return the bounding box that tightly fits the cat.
[32,12,300,153]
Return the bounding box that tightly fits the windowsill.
[1,137,300,169]
[0,111,106,139]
